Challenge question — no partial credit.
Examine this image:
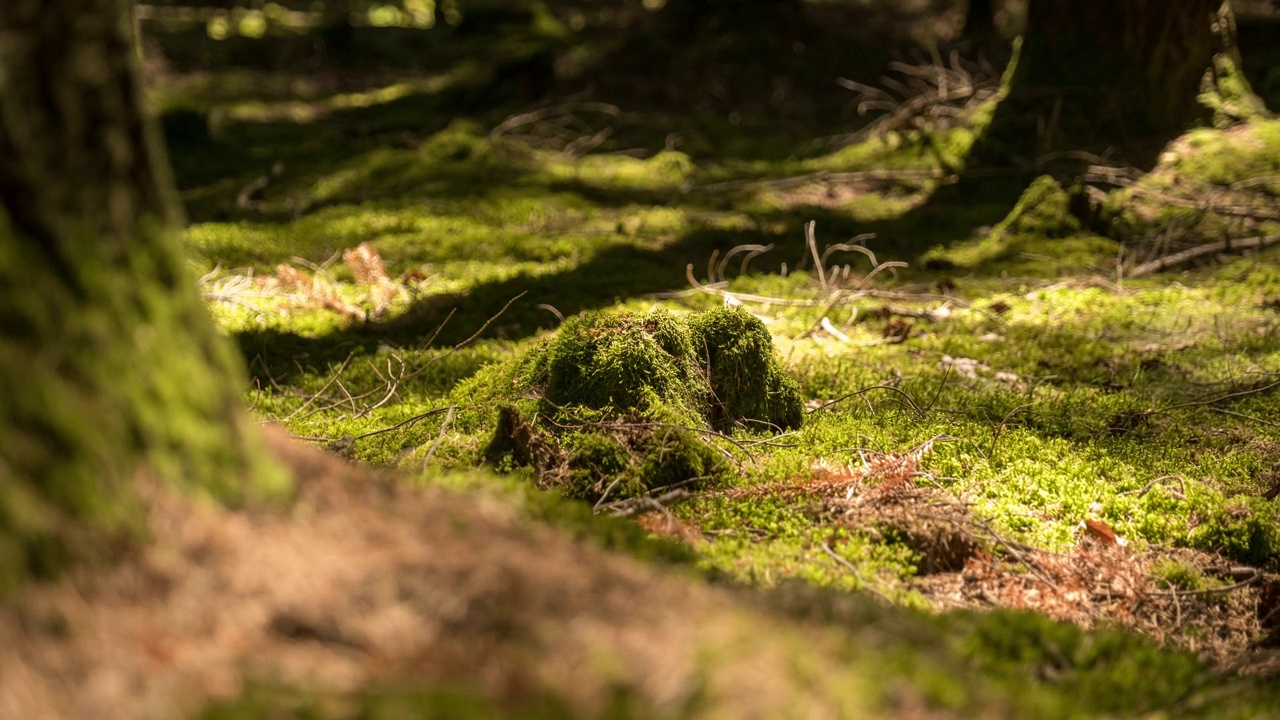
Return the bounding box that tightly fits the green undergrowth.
[768,582,1280,718]
[166,31,1280,712]
[921,175,1120,275]
[1103,118,1280,244]
[200,112,1280,588]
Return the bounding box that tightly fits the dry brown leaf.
[342,242,391,286]
[1082,519,1120,547]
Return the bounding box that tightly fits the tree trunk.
[0,0,286,591]
[658,0,802,41]
[963,0,995,39]
[977,0,1262,165]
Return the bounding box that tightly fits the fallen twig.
[421,405,457,469]
[820,541,894,604]
[1147,572,1260,597]
[598,489,691,518]
[1125,235,1280,277]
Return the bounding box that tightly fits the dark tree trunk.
[658,0,803,40]
[963,0,995,39]
[977,0,1261,165]
[0,0,285,591]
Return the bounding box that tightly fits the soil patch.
[0,427,900,719]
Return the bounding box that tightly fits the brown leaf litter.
[727,445,1280,675]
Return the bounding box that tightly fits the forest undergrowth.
[62,4,1280,715]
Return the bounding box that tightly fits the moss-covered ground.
[136,1,1280,716]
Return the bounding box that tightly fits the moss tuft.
[1188,497,1280,566]
[536,310,708,425]
[920,176,1104,272]
[466,308,799,501]
[689,308,804,432]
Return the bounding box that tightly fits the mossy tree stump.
[481,308,803,501]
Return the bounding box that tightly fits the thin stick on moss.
[1119,475,1187,500]
[421,405,457,469]
[396,291,527,387]
[820,541,894,604]
[349,405,457,442]
[714,243,774,282]
[806,221,828,290]
[354,354,406,419]
[1147,572,1260,597]
[1126,234,1280,277]
[987,403,1033,459]
[1153,376,1280,415]
[809,385,925,418]
[599,489,692,518]
[1210,407,1280,428]
[284,351,356,421]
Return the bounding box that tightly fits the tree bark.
[977,0,1262,165]
[0,0,286,591]
[657,0,803,41]
[963,0,995,39]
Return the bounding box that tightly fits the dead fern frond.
[343,242,391,286]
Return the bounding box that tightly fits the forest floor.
[7,2,1280,717]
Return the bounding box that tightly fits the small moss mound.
[920,175,1106,272]
[538,311,709,425]
[475,308,802,501]
[688,308,805,432]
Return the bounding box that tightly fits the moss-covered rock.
[528,307,803,430]
[470,308,802,501]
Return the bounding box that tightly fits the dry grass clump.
[201,242,413,320]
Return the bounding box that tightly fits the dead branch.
[598,489,692,518]
[1147,572,1261,597]
[808,384,925,418]
[1124,235,1280,277]
[490,99,620,157]
[1118,474,1188,501]
[691,168,945,195]
[1124,184,1280,222]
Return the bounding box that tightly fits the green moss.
[920,176,1113,273]
[1150,558,1207,591]
[1199,52,1269,126]
[537,310,709,424]
[563,430,641,499]
[1188,496,1280,565]
[164,36,1280,709]
[688,308,804,432]
[1,213,289,594]
[462,309,800,500]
